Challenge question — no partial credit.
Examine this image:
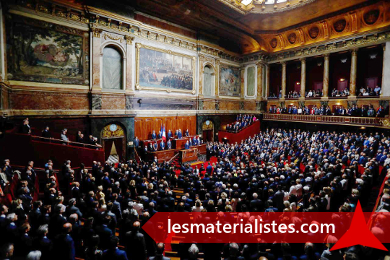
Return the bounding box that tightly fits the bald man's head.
[63,223,72,233]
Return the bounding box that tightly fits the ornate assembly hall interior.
[2,0,390,259]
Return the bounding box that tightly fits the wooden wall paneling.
[134,116,197,140]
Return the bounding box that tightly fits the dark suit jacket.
[53,234,76,260]
[102,248,128,260]
[125,230,147,260]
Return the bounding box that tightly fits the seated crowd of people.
[306,89,323,98]
[269,104,387,117]
[226,114,258,133]
[1,127,390,259]
[358,85,381,97]
[268,85,382,99]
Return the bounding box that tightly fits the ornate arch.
[203,62,216,97]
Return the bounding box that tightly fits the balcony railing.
[263,113,389,127]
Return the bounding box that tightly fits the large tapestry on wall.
[136,44,195,94]
[6,15,89,85]
[219,65,240,97]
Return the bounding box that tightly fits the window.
[203,65,215,96]
[102,46,123,90]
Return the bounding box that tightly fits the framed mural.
[219,65,241,97]
[6,15,89,85]
[135,43,195,94]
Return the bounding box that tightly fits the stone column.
[215,59,220,97]
[323,54,330,98]
[265,64,270,98]
[125,36,134,91]
[349,49,358,96]
[281,62,286,99]
[256,62,264,100]
[91,27,103,91]
[240,66,245,99]
[300,58,306,99]
[381,42,390,97]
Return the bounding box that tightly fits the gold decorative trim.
[135,43,196,95]
[103,33,123,42]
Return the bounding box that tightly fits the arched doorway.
[101,124,126,163]
[202,120,214,142]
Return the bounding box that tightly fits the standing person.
[21,118,31,134]
[42,126,52,139]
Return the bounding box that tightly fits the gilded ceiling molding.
[218,0,318,15]
[260,1,390,53]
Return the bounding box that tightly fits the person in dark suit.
[124,221,147,260]
[185,141,190,150]
[76,131,84,143]
[96,217,113,250]
[185,129,189,137]
[134,137,140,148]
[151,130,157,140]
[167,130,172,139]
[273,185,285,212]
[149,243,171,260]
[52,223,75,260]
[34,224,52,260]
[15,223,33,258]
[66,198,83,219]
[157,131,162,139]
[153,142,158,151]
[167,139,172,150]
[42,126,52,139]
[178,129,183,139]
[3,159,13,181]
[102,236,128,260]
[160,141,165,150]
[21,118,31,134]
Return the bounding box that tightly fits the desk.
[174,136,197,149]
[147,149,176,163]
[180,148,198,163]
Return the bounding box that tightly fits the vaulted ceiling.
[125,0,380,54]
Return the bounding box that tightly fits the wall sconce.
[339,78,345,82]
[297,82,300,85]
[137,99,142,107]
[340,57,348,63]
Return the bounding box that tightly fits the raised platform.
[218,120,261,143]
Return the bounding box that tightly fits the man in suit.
[124,221,147,260]
[149,243,171,260]
[21,118,31,134]
[42,126,52,138]
[185,129,189,137]
[66,198,83,219]
[97,216,113,250]
[167,130,172,139]
[178,129,183,139]
[103,236,128,260]
[134,137,140,148]
[52,223,75,260]
[35,224,52,260]
[185,141,190,150]
[151,130,157,140]
[153,142,158,151]
[3,159,13,181]
[250,193,263,212]
[193,136,198,146]
[167,139,172,150]
[160,140,165,150]
[273,185,285,212]
[157,131,162,139]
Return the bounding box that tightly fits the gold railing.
[263,113,388,127]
